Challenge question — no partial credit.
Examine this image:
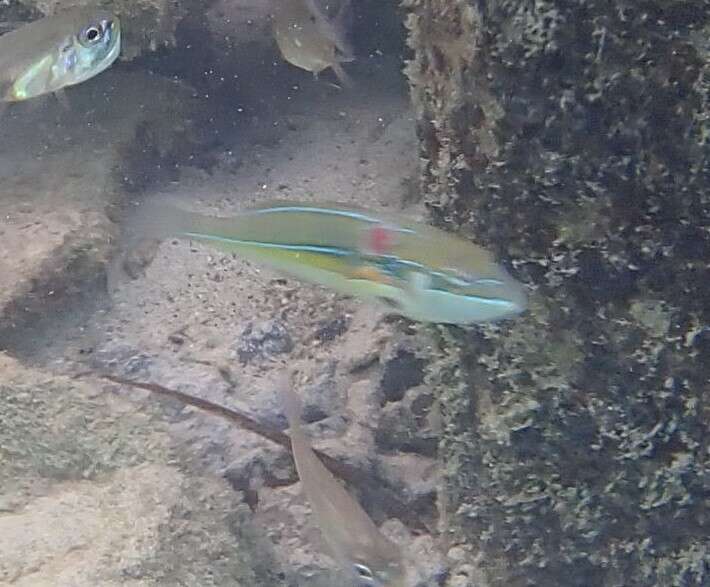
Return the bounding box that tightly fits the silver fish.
[0,8,120,104]
[280,371,405,586]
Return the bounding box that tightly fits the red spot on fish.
[366,225,394,255]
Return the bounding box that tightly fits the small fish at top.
[116,199,527,325]
[279,370,405,586]
[0,8,120,105]
[273,0,354,87]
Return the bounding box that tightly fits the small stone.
[298,360,343,424]
[313,316,350,343]
[233,320,294,364]
[380,349,426,403]
[88,343,153,377]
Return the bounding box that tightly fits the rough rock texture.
[0,356,287,586]
[403,1,709,585]
[0,69,205,352]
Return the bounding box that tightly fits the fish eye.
[81,24,104,45]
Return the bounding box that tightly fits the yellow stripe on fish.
[123,199,528,325]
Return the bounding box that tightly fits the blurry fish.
[273,0,354,87]
[280,371,405,586]
[0,8,120,105]
[117,199,527,325]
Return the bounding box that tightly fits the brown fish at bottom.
[280,370,406,586]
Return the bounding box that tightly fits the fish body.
[0,8,120,103]
[280,373,405,586]
[125,200,527,325]
[273,0,354,86]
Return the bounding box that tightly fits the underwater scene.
[0,1,707,585]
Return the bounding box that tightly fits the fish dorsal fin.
[331,0,355,59]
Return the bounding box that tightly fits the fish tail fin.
[107,198,194,292]
[129,198,196,241]
[331,61,353,89]
[335,0,352,23]
[332,0,355,58]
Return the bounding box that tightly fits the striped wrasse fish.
[119,199,527,325]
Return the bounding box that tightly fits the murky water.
[1,1,707,586]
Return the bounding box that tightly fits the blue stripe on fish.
[183,232,354,257]
[425,288,520,306]
[243,205,417,234]
[185,229,515,307]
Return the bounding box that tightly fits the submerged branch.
[74,371,433,532]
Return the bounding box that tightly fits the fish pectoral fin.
[330,61,353,88]
[376,296,403,311]
[404,270,431,295]
[53,88,70,110]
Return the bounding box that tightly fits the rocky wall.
[403,1,709,585]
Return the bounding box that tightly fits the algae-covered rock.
[0,356,287,586]
[403,0,709,585]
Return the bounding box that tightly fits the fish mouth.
[93,16,121,73]
[108,17,120,38]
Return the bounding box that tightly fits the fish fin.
[53,88,70,110]
[405,270,431,294]
[395,270,429,316]
[106,198,193,293]
[330,61,353,88]
[336,51,355,64]
[332,0,355,58]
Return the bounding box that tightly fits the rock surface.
[0,356,286,586]
[403,1,709,585]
